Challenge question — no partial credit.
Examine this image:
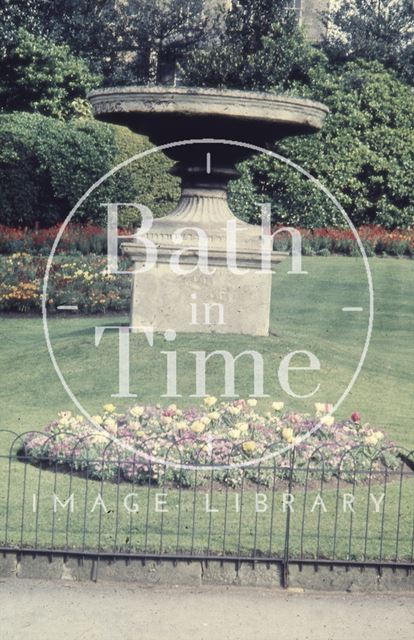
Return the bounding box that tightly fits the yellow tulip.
[203,396,217,407]
[103,403,116,413]
[91,432,109,445]
[130,405,144,418]
[191,421,206,434]
[282,427,294,442]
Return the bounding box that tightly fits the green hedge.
[0,111,180,228]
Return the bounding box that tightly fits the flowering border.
[22,400,399,488]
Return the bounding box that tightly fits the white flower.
[272,402,284,411]
[58,411,72,419]
[315,402,333,415]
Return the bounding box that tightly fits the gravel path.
[1,578,413,640]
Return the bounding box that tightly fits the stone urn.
[89,87,328,336]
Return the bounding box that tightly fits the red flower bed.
[0,224,125,255]
[0,223,413,257]
[271,225,414,257]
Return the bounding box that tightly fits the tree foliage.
[121,0,222,84]
[0,0,44,55]
[0,29,100,119]
[0,0,117,65]
[323,0,414,84]
[182,0,316,90]
[229,60,414,229]
[0,0,223,85]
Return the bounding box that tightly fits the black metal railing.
[0,429,413,572]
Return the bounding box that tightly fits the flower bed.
[0,253,130,313]
[0,223,413,258]
[272,225,414,257]
[0,224,111,255]
[22,400,399,488]
[1,222,412,314]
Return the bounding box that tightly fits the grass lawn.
[0,256,413,559]
[2,455,413,561]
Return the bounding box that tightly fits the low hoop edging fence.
[0,429,413,586]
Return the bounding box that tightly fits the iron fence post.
[282,447,295,588]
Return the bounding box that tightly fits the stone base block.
[130,263,272,336]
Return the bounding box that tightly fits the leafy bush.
[0,112,180,228]
[0,28,99,119]
[229,60,414,229]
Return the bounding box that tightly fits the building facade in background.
[296,0,330,42]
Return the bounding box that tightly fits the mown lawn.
[0,256,412,445]
[1,452,413,561]
[0,256,413,559]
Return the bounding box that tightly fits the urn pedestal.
[89,87,328,336]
